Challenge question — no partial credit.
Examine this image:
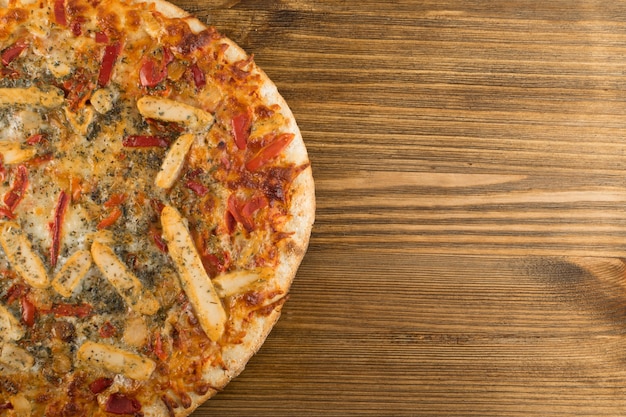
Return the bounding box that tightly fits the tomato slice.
[140,58,167,87]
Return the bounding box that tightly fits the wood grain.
[169,0,626,415]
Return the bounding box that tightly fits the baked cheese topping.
[0,0,310,415]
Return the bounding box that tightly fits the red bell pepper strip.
[54,0,67,26]
[224,210,236,234]
[241,195,268,226]
[25,133,45,145]
[149,226,168,253]
[227,194,245,227]
[70,17,86,37]
[122,135,169,148]
[98,42,121,87]
[27,153,53,166]
[0,402,12,410]
[226,194,268,233]
[63,68,96,111]
[231,111,251,151]
[0,158,6,183]
[105,393,141,415]
[20,296,35,327]
[103,192,127,208]
[49,190,69,269]
[153,332,168,361]
[0,207,14,219]
[95,31,109,44]
[139,48,174,88]
[1,39,28,66]
[245,133,294,172]
[89,377,113,394]
[99,321,116,338]
[190,63,206,89]
[3,165,28,211]
[97,207,122,230]
[5,283,26,304]
[185,180,208,196]
[150,198,165,215]
[45,303,93,318]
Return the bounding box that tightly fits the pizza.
[0,0,315,415]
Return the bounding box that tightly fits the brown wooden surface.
[171,1,626,415]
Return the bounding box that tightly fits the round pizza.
[0,0,315,415]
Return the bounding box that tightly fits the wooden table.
[172,1,626,415]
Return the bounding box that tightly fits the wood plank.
[165,0,626,415]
